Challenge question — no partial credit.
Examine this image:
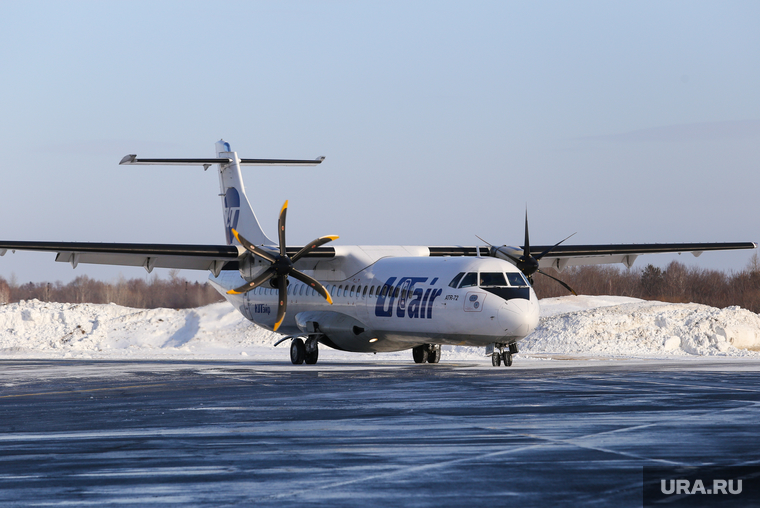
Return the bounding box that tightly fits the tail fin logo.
[224,188,241,245]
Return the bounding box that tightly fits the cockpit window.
[507,272,529,286]
[449,272,465,288]
[479,272,507,287]
[459,272,478,288]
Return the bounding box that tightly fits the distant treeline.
[532,256,760,313]
[1,258,759,312]
[0,271,224,309]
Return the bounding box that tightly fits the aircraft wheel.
[305,347,319,365]
[491,353,501,367]
[427,346,441,364]
[412,345,428,364]
[502,352,513,367]
[290,338,306,365]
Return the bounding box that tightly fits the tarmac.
[2,357,760,506]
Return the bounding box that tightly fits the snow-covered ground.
[1,296,759,361]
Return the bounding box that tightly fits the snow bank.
[0,300,280,360]
[523,296,760,357]
[0,297,759,360]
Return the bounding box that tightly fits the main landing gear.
[489,342,518,367]
[290,336,320,365]
[412,344,441,364]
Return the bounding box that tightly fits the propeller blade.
[495,246,521,264]
[273,275,288,331]
[227,267,276,295]
[537,269,578,296]
[535,232,577,261]
[289,269,334,305]
[523,209,530,259]
[278,200,288,258]
[291,235,339,263]
[231,228,276,263]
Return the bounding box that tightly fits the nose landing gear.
[488,342,518,367]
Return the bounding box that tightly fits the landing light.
[369,338,378,343]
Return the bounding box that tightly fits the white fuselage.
[210,253,540,353]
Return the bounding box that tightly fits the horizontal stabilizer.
[119,155,325,166]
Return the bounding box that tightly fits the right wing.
[0,241,244,276]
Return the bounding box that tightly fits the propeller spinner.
[227,200,338,331]
[488,211,578,296]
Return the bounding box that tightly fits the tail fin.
[119,140,325,247]
[215,140,274,246]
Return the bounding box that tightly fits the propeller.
[227,200,338,331]
[484,210,578,296]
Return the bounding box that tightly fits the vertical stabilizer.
[215,140,274,246]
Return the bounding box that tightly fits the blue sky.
[1,0,759,284]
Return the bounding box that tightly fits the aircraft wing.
[533,242,757,269]
[429,242,757,270]
[1,240,755,277]
[0,241,245,276]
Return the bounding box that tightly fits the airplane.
[0,140,756,367]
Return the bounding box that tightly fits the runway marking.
[0,383,169,399]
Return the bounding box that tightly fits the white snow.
[524,296,760,357]
[0,296,759,361]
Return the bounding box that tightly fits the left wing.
[429,242,757,270]
[532,242,757,270]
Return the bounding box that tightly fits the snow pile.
[0,296,759,360]
[0,300,280,359]
[522,296,760,357]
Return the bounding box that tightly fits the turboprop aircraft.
[0,140,756,366]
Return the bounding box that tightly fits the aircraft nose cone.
[498,298,539,337]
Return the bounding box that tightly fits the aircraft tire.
[305,347,319,365]
[502,352,513,367]
[412,345,428,364]
[427,347,441,364]
[290,338,306,365]
[491,353,501,367]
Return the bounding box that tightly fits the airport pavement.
[1,357,760,506]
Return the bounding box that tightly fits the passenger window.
[479,272,507,287]
[369,286,375,297]
[449,272,465,288]
[507,272,529,286]
[330,285,335,296]
[362,286,368,297]
[393,287,400,298]
[381,285,389,297]
[459,272,478,288]
[351,285,356,297]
